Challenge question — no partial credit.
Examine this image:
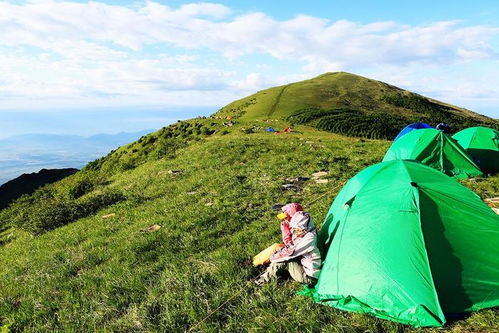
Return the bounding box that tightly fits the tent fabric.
[383,128,483,179]
[394,122,432,141]
[452,126,499,172]
[305,160,499,328]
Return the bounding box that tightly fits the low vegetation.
[217,72,499,139]
[288,107,408,139]
[1,124,497,332]
[0,72,498,332]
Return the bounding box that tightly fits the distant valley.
[0,130,152,185]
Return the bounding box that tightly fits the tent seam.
[413,186,446,325]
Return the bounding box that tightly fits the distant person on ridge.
[436,122,451,134]
[255,203,322,285]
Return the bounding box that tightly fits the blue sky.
[0,0,498,137]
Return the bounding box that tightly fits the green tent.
[383,128,483,179]
[452,126,499,173]
[305,160,499,327]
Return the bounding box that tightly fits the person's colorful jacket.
[271,203,322,278]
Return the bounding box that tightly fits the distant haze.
[0,107,216,139]
[0,130,161,185]
[0,107,217,184]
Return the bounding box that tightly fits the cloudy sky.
[1,0,499,121]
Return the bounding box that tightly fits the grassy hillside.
[1,73,498,332]
[216,72,499,139]
[1,123,498,332]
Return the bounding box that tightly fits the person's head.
[277,203,303,221]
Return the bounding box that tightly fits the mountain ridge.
[0,168,78,210]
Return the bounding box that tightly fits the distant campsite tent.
[452,126,499,172]
[383,128,483,179]
[394,122,432,141]
[305,160,499,328]
[266,127,275,132]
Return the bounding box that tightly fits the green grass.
[1,73,498,332]
[216,72,499,139]
[0,121,498,332]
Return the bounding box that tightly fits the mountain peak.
[216,72,497,139]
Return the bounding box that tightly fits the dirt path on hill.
[268,84,290,117]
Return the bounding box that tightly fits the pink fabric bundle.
[281,203,303,217]
[279,203,303,246]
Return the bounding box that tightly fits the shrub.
[77,190,126,217]
[290,108,411,139]
[120,161,137,171]
[3,188,127,234]
[241,128,254,134]
[69,178,94,199]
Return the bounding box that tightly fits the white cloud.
[177,2,232,19]
[0,1,498,115]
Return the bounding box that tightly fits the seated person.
[255,203,322,285]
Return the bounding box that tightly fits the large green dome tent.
[383,128,483,179]
[452,126,499,173]
[304,160,499,327]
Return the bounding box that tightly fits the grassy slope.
[1,73,498,332]
[1,120,498,332]
[216,72,498,139]
[222,72,496,121]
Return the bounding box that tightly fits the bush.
[120,161,137,171]
[289,108,407,139]
[69,178,94,199]
[77,190,126,217]
[1,188,126,234]
[241,128,254,134]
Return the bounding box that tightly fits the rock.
[312,171,328,178]
[141,224,161,232]
[271,204,284,211]
[102,213,116,219]
[281,184,299,191]
[168,169,182,175]
[205,202,213,206]
[315,179,329,184]
[223,120,236,127]
[285,176,310,183]
[187,191,197,195]
[484,197,499,210]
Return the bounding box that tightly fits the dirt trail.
[268,84,290,117]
